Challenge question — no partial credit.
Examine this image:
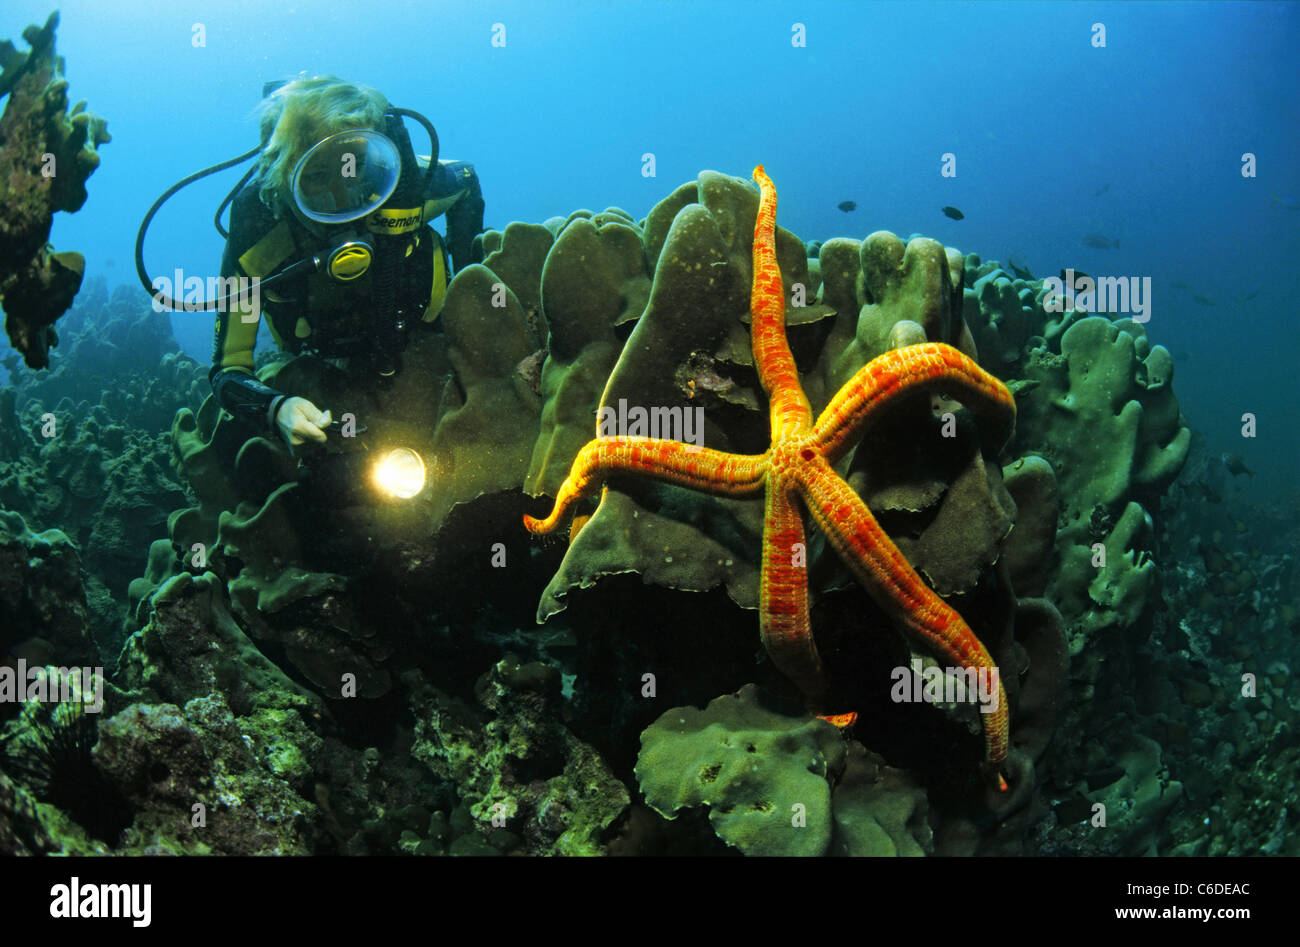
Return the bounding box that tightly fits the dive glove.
[274,396,332,448]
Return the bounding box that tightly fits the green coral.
[1014,317,1189,644]
[93,696,321,855]
[0,508,96,667]
[637,685,845,856]
[1082,734,1184,855]
[1000,455,1059,597]
[636,686,940,857]
[0,12,109,368]
[409,659,628,855]
[538,172,1012,625]
[831,742,931,856]
[525,207,650,495]
[1021,317,1189,521]
[118,569,323,717]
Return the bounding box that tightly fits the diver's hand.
[275,396,332,448]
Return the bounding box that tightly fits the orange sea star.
[526,166,1017,787]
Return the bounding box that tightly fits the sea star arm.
[523,437,766,535]
[759,484,827,702]
[795,453,1009,766]
[810,343,1016,466]
[751,166,813,440]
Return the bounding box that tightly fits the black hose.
[388,107,438,192]
[214,164,258,240]
[135,146,260,311]
[138,107,438,313]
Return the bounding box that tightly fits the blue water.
[4,0,1298,490]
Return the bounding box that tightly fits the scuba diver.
[136,74,484,450]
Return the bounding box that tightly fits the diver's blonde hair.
[255,75,389,216]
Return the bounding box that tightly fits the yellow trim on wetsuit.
[366,207,423,235]
[214,281,260,374]
[424,229,447,322]
[217,163,457,373]
[214,220,298,374]
[237,220,296,278]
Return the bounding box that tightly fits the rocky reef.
[0,13,109,369]
[0,277,205,658]
[14,165,1278,858]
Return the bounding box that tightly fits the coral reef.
[636,685,932,856]
[409,658,629,855]
[637,684,846,856]
[961,257,1199,854]
[530,169,1020,790]
[0,509,97,677]
[0,12,109,368]
[1033,439,1300,857]
[0,278,203,656]
[91,697,319,855]
[132,174,1086,855]
[1,168,1216,857]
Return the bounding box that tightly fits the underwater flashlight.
[296,425,425,506]
[370,448,426,499]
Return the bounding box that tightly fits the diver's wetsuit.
[209,158,484,433]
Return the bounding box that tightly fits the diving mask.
[290,128,401,225]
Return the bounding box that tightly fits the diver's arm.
[209,183,329,447]
[434,160,484,272]
[210,365,288,431]
[210,235,289,433]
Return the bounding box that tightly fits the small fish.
[1059,268,1092,283]
[1233,284,1262,303]
[837,200,856,213]
[1093,182,1111,197]
[1006,256,1033,280]
[1081,233,1119,249]
[1222,453,1255,478]
[1194,480,1222,504]
[1192,294,1216,306]
[568,513,592,545]
[1271,193,1300,210]
[941,206,964,220]
[7,637,56,666]
[50,250,84,275]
